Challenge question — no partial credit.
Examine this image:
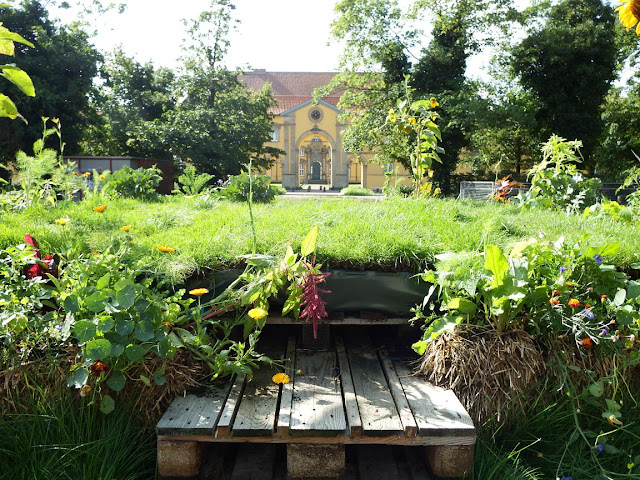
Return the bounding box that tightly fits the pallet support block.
[425,444,474,478]
[287,443,345,479]
[157,439,202,478]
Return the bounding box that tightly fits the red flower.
[549,298,560,306]
[22,234,59,279]
[89,360,110,377]
[298,261,331,339]
[579,337,593,348]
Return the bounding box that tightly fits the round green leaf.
[115,320,134,336]
[588,381,604,398]
[106,372,126,392]
[85,339,112,361]
[125,344,146,362]
[73,320,96,343]
[153,371,166,386]
[100,394,115,414]
[66,367,88,388]
[97,316,114,333]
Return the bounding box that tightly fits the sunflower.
[617,0,640,35]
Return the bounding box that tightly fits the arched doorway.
[299,134,332,185]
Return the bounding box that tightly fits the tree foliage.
[0,0,101,167]
[511,0,618,171]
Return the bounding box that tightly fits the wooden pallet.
[156,335,475,479]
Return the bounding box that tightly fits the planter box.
[202,269,427,317]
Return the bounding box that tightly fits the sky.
[53,0,346,71]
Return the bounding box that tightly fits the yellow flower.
[93,204,107,212]
[120,225,132,232]
[409,117,416,124]
[617,0,640,35]
[272,373,290,385]
[429,97,439,108]
[99,174,105,180]
[248,307,268,320]
[55,218,68,225]
[156,245,176,253]
[189,288,209,296]
[82,171,91,177]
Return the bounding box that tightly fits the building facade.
[240,71,411,190]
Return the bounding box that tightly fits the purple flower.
[582,309,595,320]
[597,444,604,452]
[593,254,603,265]
[560,477,573,480]
[559,266,568,272]
[601,328,608,335]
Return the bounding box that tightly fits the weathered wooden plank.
[336,336,362,436]
[394,362,475,438]
[276,336,297,437]
[156,385,231,435]
[356,445,400,480]
[290,349,346,436]
[346,344,403,436]
[230,444,276,480]
[232,344,286,437]
[216,374,246,438]
[379,353,418,437]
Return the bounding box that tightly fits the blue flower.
[597,444,604,452]
[560,477,573,480]
[593,254,603,265]
[560,266,568,272]
[583,309,595,320]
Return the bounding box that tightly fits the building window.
[270,127,279,142]
[299,148,305,157]
[299,163,305,176]
[385,162,394,174]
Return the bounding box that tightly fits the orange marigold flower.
[72,171,80,176]
[83,172,91,177]
[93,204,107,212]
[272,373,290,385]
[156,245,176,253]
[601,294,608,300]
[248,307,268,320]
[585,304,592,309]
[549,298,560,306]
[579,337,593,348]
[568,298,581,308]
[189,288,209,296]
[120,225,132,232]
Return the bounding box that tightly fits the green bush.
[216,171,283,203]
[516,135,601,213]
[340,185,376,196]
[102,166,162,200]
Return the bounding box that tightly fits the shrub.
[102,166,162,200]
[216,172,283,203]
[340,186,376,196]
[516,135,601,213]
[174,166,213,195]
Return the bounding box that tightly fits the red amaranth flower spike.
[298,261,331,339]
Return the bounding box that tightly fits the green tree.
[510,0,618,171]
[0,0,101,166]
[82,49,175,159]
[143,0,281,177]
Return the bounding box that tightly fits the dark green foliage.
[175,165,214,195]
[103,166,162,200]
[82,49,175,160]
[216,171,283,203]
[0,390,155,480]
[511,0,618,170]
[0,1,101,169]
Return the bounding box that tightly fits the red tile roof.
[239,71,341,114]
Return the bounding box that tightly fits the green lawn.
[1,196,637,285]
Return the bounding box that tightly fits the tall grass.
[1,196,639,285]
[0,388,156,480]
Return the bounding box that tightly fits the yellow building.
[240,70,411,190]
